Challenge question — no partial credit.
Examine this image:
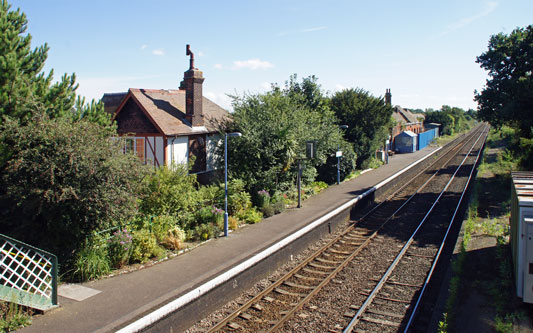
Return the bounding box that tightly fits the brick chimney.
[385,89,392,106]
[181,45,204,127]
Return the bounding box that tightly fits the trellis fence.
[0,233,58,311]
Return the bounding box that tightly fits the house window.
[124,137,145,162]
[125,138,134,153]
[189,134,207,173]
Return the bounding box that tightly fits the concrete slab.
[58,284,101,302]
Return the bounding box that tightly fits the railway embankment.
[430,128,533,332]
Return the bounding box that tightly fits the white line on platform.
[117,147,442,332]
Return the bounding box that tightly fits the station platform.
[21,146,441,333]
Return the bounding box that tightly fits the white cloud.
[204,91,232,110]
[301,26,327,33]
[198,51,205,57]
[152,49,165,56]
[140,44,148,50]
[214,63,223,69]
[440,1,498,36]
[261,82,271,90]
[335,84,346,92]
[278,25,327,36]
[232,58,274,70]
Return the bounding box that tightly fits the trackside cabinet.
[510,172,533,303]
[525,218,533,303]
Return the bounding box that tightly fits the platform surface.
[21,147,439,333]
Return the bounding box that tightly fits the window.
[124,137,145,162]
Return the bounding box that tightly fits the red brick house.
[384,89,425,149]
[103,45,229,177]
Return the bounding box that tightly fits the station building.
[102,46,229,182]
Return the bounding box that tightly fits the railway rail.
[342,124,488,332]
[205,124,488,332]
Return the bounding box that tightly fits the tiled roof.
[392,106,424,125]
[106,88,230,136]
[102,92,127,115]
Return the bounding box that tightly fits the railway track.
[205,124,488,332]
[342,125,488,332]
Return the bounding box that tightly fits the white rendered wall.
[206,134,221,171]
[167,136,189,166]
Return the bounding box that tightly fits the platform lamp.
[337,125,349,185]
[224,132,242,237]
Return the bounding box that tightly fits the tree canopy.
[0,0,109,125]
[474,25,533,138]
[424,105,470,136]
[330,88,393,168]
[0,115,147,259]
[225,75,356,193]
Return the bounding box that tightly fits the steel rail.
[343,125,487,333]
[353,123,484,227]
[403,125,489,332]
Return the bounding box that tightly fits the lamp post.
[337,125,349,185]
[224,132,242,237]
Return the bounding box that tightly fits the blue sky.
[8,0,533,111]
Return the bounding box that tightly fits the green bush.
[139,164,200,223]
[229,191,252,215]
[192,223,218,241]
[71,239,111,282]
[237,207,263,224]
[194,206,224,227]
[261,204,275,218]
[256,190,271,208]
[130,230,164,264]
[0,115,147,261]
[150,215,179,243]
[272,200,286,214]
[107,229,133,268]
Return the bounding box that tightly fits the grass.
[0,302,32,332]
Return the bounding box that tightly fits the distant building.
[385,89,425,150]
[103,45,229,181]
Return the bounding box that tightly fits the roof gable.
[114,97,160,134]
[105,88,230,136]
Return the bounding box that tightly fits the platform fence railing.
[0,233,58,311]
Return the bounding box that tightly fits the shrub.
[150,215,179,243]
[272,200,286,214]
[229,191,252,215]
[139,163,200,223]
[197,184,222,206]
[0,115,147,261]
[237,207,263,224]
[162,226,186,250]
[107,229,133,268]
[192,223,218,241]
[228,216,240,230]
[194,206,224,227]
[71,239,111,281]
[261,204,275,218]
[130,230,164,264]
[256,190,271,208]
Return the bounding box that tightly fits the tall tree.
[330,88,393,168]
[0,0,109,125]
[225,75,355,193]
[474,25,533,139]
